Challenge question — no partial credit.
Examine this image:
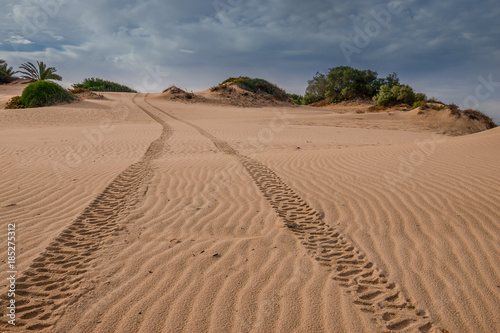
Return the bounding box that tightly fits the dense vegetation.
[72,78,137,92]
[372,85,422,107]
[19,81,75,108]
[289,94,304,105]
[302,66,426,107]
[219,76,290,101]
[221,76,250,85]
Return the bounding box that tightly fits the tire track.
[1,94,169,331]
[144,97,446,333]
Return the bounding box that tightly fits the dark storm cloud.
[0,0,499,120]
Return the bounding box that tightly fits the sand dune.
[1,90,499,332]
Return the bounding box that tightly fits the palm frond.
[0,62,19,83]
[19,62,40,81]
[18,61,62,81]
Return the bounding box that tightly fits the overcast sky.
[1,0,499,121]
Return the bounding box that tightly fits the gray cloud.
[0,0,498,121]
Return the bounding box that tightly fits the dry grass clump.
[462,109,496,128]
[69,87,104,100]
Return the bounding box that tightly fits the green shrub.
[303,94,325,105]
[431,104,444,111]
[72,78,137,92]
[289,94,304,105]
[21,81,76,108]
[415,93,426,102]
[396,86,415,105]
[221,77,289,102]
[373,85,415,107]
[325,66,378,102]
[304,72,327,102]
[221,76,250,85]
[5,96,25,109]
[304,67,430,107]
[372,85,392,106]
[412,101,423,109]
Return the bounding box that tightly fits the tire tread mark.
[1,94,170,331]
[144,98,446,333]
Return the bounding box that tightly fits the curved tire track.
[144,97,446,333]
[1,94,170,331]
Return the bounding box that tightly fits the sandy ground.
[0,87,499,333]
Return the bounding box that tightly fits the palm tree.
[0,60,19,84]
[19,61,62,81]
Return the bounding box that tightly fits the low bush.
[21,80,76,108]
[289,94,304,105]
[448,103,460,115]
[427,97,444,104]
[368,105,387,112]
[303,94,325,105]
[446,104,496,128]
[220,77,290,102]
[373,85,415,107]
[431,104,444,111]
[72,78,137,92]
[415,92,427,102]
[413,100,424,109]
[5,96,25,109]
[462,109,496,128]
[221,76,250,85]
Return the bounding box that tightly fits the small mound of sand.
[73,90,105,100]
[198,82,295,107]
[411,106,496,135]
[159,83,294,108]
[162,86,188,95]
[160,86,204,102]
[308,98,495,135]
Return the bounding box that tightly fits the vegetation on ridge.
[216,76,290,102]
[72,78,137,92]
[300,66,426,107]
